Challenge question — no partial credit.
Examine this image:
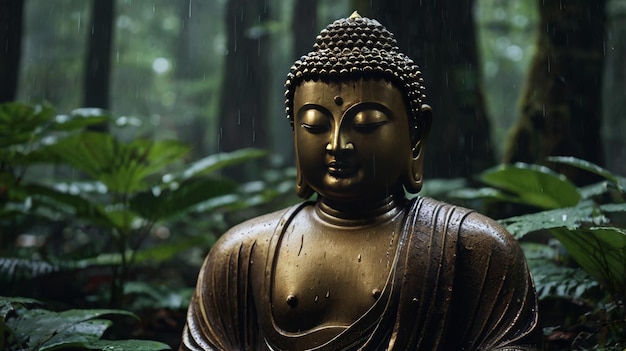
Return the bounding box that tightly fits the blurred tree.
[603,0,626,175]
[475,0,538,160]
[83,0,115,131]
[174,0,209,159]
[218,0,272,158]
[292,0,318,59]
[0,0,24,102]
[504,0,606,185]
[18,1,88,111]
[357,0,496,179]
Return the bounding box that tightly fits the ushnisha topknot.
[284,11,426,129]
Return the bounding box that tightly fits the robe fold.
[181,197,540,350]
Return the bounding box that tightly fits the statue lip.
[327,160,357,178]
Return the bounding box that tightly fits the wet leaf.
[130,176,238,221]
[171,148,266,182]
[549,226,626,298]
[480,163,581,209]
[0,103,54,148]
[5,308,137,350]
[50,108,111,131]
[85,339,170,350]
[548,156,625,193]
[521,244,598,300]
[500,204,597,239]
[44,132,189,194]
[38,319,111,350]
[449,186,520,203]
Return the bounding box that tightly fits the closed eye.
[353,121,388,133]
[301,123,329,134]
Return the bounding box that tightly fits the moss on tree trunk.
[504,0,606,185]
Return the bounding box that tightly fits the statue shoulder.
[208,201,312,258]
[410,197,522,258]
[457,210,522,258]
[210,207,291,255]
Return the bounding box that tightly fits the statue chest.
[269,214,402,333]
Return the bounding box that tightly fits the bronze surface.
[181,12,541,351]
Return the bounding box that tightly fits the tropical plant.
[452,157,626,350]
[0,102,267,308]
[1,296,170,350]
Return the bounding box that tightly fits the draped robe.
[181,197,541,350]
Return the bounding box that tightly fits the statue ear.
[404,104,432,193]
[296,166,314,198]
[295,143,315,199]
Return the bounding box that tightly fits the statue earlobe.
[296,166,314,198]
[295,148,315,199]
[404,104,432,194]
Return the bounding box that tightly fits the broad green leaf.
[6,308,136,350]
[549,226,626,298]
[450,187,523,203]
[165,148,266,182]
[130,176,238,221]
[0,103,55,148]
[0,296,41,318]
[548,156,625,193]
[85,339,171,351]
[480,163,581,209]
[38,319,111,351]
[578,181,612,199]
[45,132,189,194]
[50,108,111,131]
[600,203,626,213]
[500,204,597,239]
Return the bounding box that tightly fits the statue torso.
[270,204,405,333]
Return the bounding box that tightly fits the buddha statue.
[181,13,540,351]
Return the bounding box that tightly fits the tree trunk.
[292,0,318,59]
[603,0,626,175]
[174,0,208,160]
[0,0,25,103]
[362,0,495,179]
[83,0,115,131]
[217,0,272,179]
[218,0,271,154]
[504,0,606,185]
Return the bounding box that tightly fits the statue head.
[285,12,432,200]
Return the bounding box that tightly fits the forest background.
[1,0,625,350]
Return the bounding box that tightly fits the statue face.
[293,79,412,202]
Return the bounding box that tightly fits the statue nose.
[326,130,354,154]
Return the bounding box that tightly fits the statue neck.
[315,191,407,226]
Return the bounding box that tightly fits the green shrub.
[453,157,626,350]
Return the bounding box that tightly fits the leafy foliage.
[1,296,170,350]
[452,162,581,209]
[453,158,626,349]
[1,102,293,347]
[0,102,268,309]
[0,100,303,350]
[521,242,599,300]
